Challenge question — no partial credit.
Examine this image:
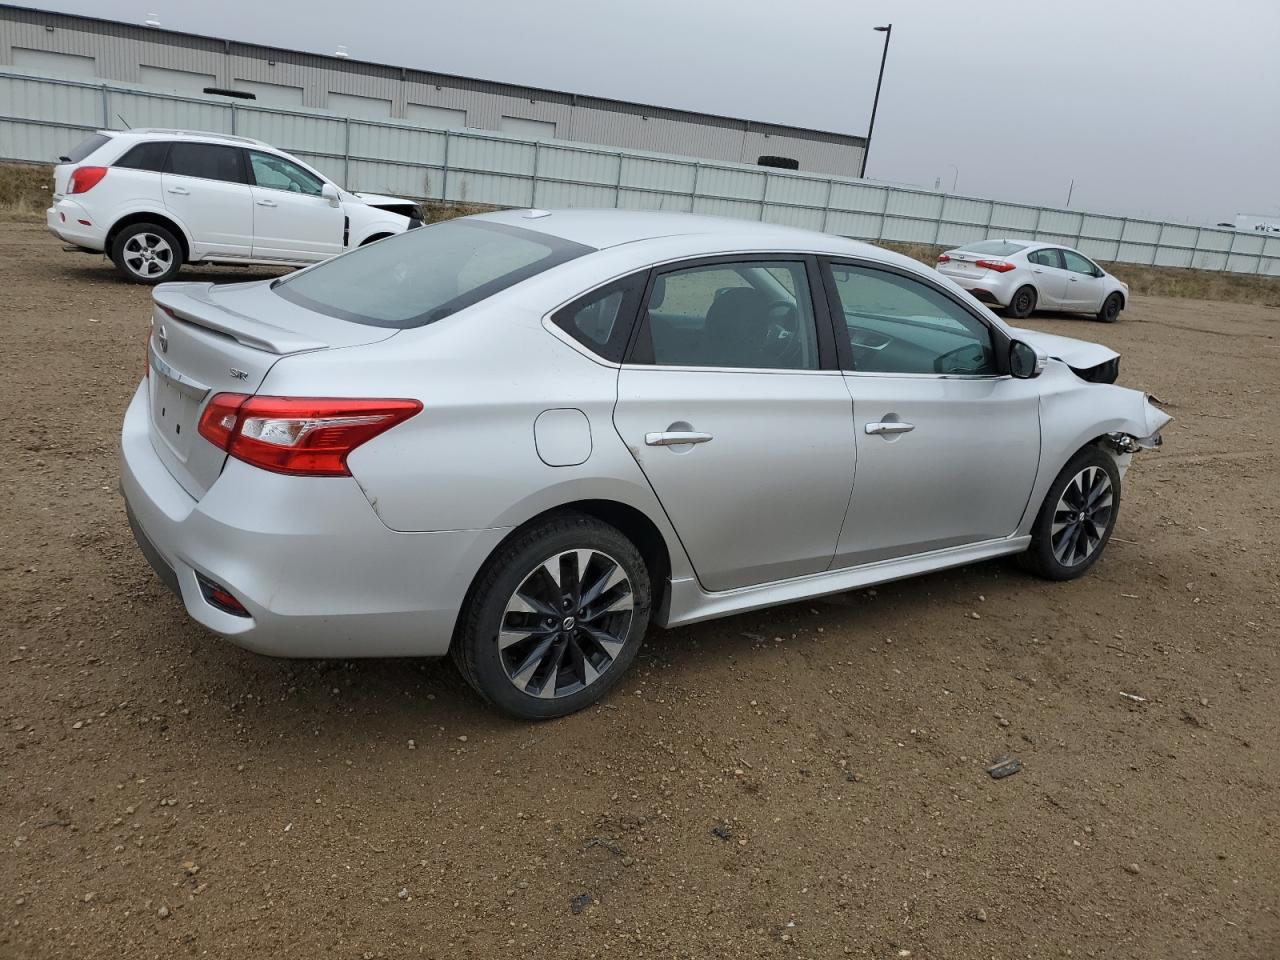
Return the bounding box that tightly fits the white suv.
[47,129,422,283]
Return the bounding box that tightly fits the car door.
[821,260,1042,567]
[246,150,344,262]
[1026,247,1070,307]
[612,256,855,591]
[160,141,254,257]
[1061,249,1106,310]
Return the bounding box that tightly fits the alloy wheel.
[122,232,174,279]
[498,549,634,699]
[1051,466,1114,566]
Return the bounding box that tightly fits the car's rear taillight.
[975,259,1016,273]
[936,253,951,264]
[197,394,422,477]
[68,166,108,194]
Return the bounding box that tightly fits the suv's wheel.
[451,514,651,719]
[1022,447,1121,581]
[1097,292,1123,323]
[110,223,183,284]
[1006,285,1037,319]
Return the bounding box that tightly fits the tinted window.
[552,277,643,363]
[165,142,246,183]
[635,260,819,370]
[63,133,110,163]
[114,141,170,172]
[1028,248,1064,268]
[249,151,324,195]
[1061,250,1099,276]
[827,264,995,376]
[274,219,594,329]
[957,240,1028,256]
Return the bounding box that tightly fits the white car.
[936,239,1129,323]
[121,209,1170,719]
[47,128,422,283]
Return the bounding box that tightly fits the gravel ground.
[1,216,1278,960]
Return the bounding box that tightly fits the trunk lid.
[146,280,397,498]
[939,252,991,280]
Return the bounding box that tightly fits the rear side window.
[63,133,110,163]
[1028,248,1064,268]
[165,142,246,184]
[273,219,595,329]
[114,141,170,172]
[551,276,644,363]
[960,240,1028,256]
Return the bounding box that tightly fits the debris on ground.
[986,757,1022,780]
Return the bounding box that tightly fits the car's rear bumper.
[47,200,106,250]
[120,382,507,658]
[939,269,1017,307]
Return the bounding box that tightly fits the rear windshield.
[62,133,111,163]
[957,240,1028,256]
[273,219,594,328]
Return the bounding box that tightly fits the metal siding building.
[0,4,866,176]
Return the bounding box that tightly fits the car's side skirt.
[660,535,1031,628]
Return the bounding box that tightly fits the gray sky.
[17,0,1280,223]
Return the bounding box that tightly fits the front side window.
[827,263,996,376]
[551,277,644,363]
[273,219,594,328]
[114,141,170,172]
[1061,250,1099,276]
[249,151,325,195]
[634,260,819,370]
[165,142,246,184]
[1028,248,1064,268]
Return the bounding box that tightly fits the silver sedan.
[936,239,1130,322]
[122,210,1170,718]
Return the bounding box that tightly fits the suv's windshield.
[273,219,594,328]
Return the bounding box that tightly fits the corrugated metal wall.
[2,68,1278,276]
[0,4,866,175]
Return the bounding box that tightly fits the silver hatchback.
[122,210,1170,718]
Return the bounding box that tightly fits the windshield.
[957,240,1028,256]
[273,219,595,328]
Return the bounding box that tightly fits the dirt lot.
[1,215,1277,960]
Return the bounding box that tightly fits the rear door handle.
[1032,268,1044,274]
[865,421,915,436]
[645,431,713,446]
[166,187,189,195]
[256,199,278,208]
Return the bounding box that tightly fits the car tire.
[110,223,183,284]
[1097,293,1123,323]
[451,513,651,720]
[1006,285,1037,319]
[1021,446,1121,581]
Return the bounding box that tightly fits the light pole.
[859,23,893,179]
[945,163,959,193]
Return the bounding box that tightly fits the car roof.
[470,207,911,262]
[97,128,271,149]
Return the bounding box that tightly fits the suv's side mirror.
[321,183,341,207]
[1009,340,1047,379]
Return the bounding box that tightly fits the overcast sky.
[15,0,1280,223]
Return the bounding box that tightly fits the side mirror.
[321,183,341,207]
[1009,340,1047,379]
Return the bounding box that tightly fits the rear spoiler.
[153,283,328,355]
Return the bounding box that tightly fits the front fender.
[1017,362,1171,534]
[343,205,410,246]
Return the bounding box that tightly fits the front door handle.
[166,187,189,195]
[865,421,915,436]
[256,199,278,208]
[645,431,713,447]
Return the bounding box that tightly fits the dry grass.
[0,162,53,220]
[881,240,1280,308]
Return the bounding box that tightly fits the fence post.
[691,162,701,212]
[614,152,623,208]
[343,117,351,188]
[1223,230,1236,272]
[1032,208,1043,241]
[759,171,769,220]
[441,130,450,202]
[877,187,890,240]
[1152,222,1164,266]
[229,101,236,136]
[983,200,995,239]
[100,84,109,128]
[530,141,540,208]
[820,178,834,232]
